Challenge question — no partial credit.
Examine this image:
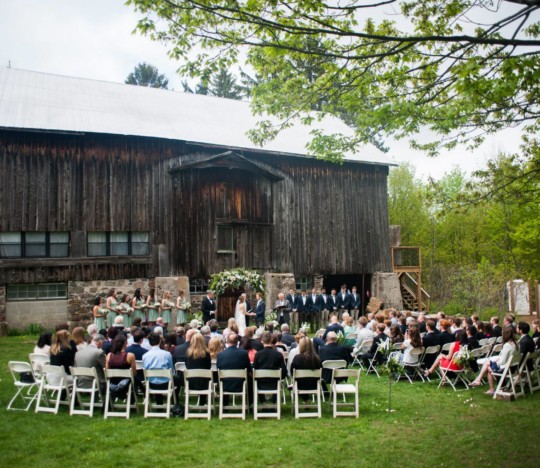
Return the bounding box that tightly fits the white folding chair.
[29,353,50,385]
[104,369,138,419]
[351,338,373,368]
[7,361,38,411]
[365,343,386,378]
[438,359,469,392]
[399,347,425,383]
[525,350,540,394]
[332,368,360,418]
[478,338,489,346]
[184,369,213,420]
[218,369,248,420]
[346,332,358,341]
[292,369,322,419]
[143,369,177,418]
[35,365,73,414]
[321,359,347,402]
[492,353,523,400]
[489,343,503,358]
[420,345,440,381]
[69,366,103,417]
[440,342,453,356]
[253,369,281,420]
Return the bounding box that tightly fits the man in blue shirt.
[142,333,181,404]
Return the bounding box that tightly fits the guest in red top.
[424,329,467,377]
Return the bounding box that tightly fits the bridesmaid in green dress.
[93,296,107,332]
[176,289,189,325]
[161,290,174,330]
[146,288,160,325]
[119,294,133,328]
[106,288,119,328]
[131,288,146,323]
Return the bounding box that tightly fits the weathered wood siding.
[0,129,391,284]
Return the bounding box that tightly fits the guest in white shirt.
[33,332,52,356]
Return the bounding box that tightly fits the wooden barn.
[0,67,396,330]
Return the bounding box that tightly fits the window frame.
[216,224,235,254]
[0,232,70,258]
[87,231,150,257]
[7,282,68,301]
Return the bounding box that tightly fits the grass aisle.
[0,336,538,467]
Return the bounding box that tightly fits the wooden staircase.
[391,247,430,311]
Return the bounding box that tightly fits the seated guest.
[424,329,467,378]
[200,325,212,345]
[355,317,374,347]
[223,318,239,342]
[241,334,258,364]
[71,326,88,351]
[74,334,106,393]
[287,331,306,376]
[416,313,427,333]
[422,320,440,369]
[312,328,326,355]
[491,317,502,338]
[102,327,120,355]
[50,330,77,382]
[34,332,52,356]
[217,333,253,404]
[343,315,356,345]
[466,326,480,350]
[185,333,212,404]
[253,331,287,403]
[438,320,455,347]
[164,333,177,355]
[290,337,322,400]
[280,324,295,347]
[389,325,404,345]
[142,332,181,403]
[86,324,97,339]
[126,330,148,360]
[252,328,264,351]
[173,329,197,365]
[532,319,540,348]
[208,320,221,338]
[475,321,487,341]
[399,317,408,336]
[401,327,423,369]
[106,334,138,397]
[322,314,344,341]
[361,323,389,369]
[451,317,462,334]
[175,327,186,346]
[517,322,535,370]
[319,331,352,385]
[208,337,224,360]
[470,327,518,394]
[273,333,287,353]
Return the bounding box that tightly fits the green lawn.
[0,336,538,467]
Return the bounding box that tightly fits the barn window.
[7,283,68,301]
[296,276,314,291]
[0,232,69,258]
[216,225,234,253]
[190,278,209,294]
[87,232,150,257]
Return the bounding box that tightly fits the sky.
[0,0,526,181]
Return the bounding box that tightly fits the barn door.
[217,288,243,323]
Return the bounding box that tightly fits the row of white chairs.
[7,358,361,419]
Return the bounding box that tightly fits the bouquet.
[336,331,346,345]
[299,322,311,334]
[453,349,473,368]
[264,311,278,329]
[189,310,204,328]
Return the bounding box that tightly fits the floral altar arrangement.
[264,311,279,329]
[209,268,265,296]
[299,322,311,334]
[188,310,204,328]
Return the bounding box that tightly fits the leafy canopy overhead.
[126,0,540,161]
[125,62,169,89]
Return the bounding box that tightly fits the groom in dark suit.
[255,292,266,327]
[201,291,216,325]
[217,333,253,404]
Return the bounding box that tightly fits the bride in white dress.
[234,295,247,336]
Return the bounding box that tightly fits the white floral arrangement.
[300,322,311,334]
[336,330,346,345]
[264,311,279,329]
[453,348,473,368]
[189,310,204,328]
[209,268,266,296]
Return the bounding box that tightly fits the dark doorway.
[217,288,243,323]
[323,274,371,312]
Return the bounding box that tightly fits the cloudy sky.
[0,0,524,180]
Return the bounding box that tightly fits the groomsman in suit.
[274,293,291,325]
[337,285,351,320]
[297,290,310,329]
[328,288,340,321]
[350,286,361,322]
[286,288,299,332]
[255,292,266,327]
[317,287,330,329]
[308,288,320,332]
[201,291,216,325]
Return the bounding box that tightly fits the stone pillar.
[371,272,403,310]
[264,273,296,310]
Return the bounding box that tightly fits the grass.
[0,336,538,467]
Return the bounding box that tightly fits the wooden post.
[417,272,422,312]
[509,280,515,314]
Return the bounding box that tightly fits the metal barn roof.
[0,67,394,166]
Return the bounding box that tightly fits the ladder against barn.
[391,246,430,312]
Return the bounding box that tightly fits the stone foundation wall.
[7,300,68,330]
[265,273,296,310]
[0,285,6,335]
[371,272,403,310]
